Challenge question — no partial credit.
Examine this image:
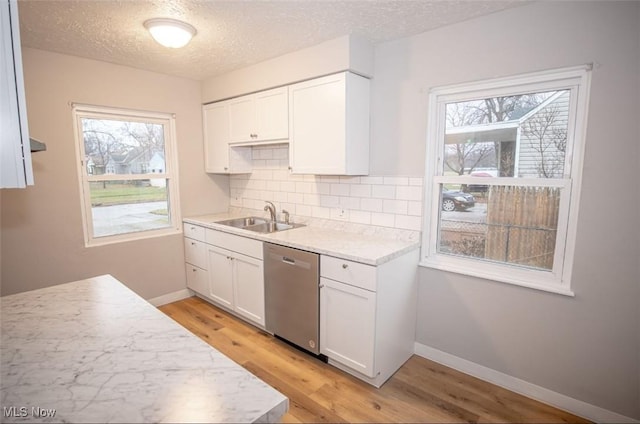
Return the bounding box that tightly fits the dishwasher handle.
[268,252,312,270]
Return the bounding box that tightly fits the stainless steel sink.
[215,216,267,228]
[215,216,304,233]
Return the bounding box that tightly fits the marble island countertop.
[184,211,420,266]
[0,275,288,423]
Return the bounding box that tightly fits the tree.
[445,93,556,176]
[82,119,122,175]
[520,104,567,178]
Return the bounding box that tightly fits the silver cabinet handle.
[319,284,324,288]
[191,241,196,246]
[342,264,348,269]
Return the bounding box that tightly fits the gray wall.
[372,1,639,419]
[0,48,229,299]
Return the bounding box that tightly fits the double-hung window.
[73,104,181,246]
[421,66,591,295]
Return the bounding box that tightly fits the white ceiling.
[18,0,528,81]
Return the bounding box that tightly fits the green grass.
[90,183,166,206]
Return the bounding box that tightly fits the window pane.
[90,180,170,238]
[438,184,560,271]
[82,118,166,176]
[444,90,570,178]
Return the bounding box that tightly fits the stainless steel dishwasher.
[264,242,320,355]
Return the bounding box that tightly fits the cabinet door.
[255,87,288,141]
[320,277,376,377]
[289,72,369,175]
[185,264,208,296]
[207,245,234,309]
[228,95,256,143]
[289,73,346,175]
[0,0,33,189]
[203,102,231,173]
[232,252,265,326]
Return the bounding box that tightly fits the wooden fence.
[485,186,560,270]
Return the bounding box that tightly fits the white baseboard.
[147,289,193,307]
[414,342,638,424]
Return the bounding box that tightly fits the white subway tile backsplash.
[330,183,350,196]
[359,176,384,185]
[350,210,372,225]
[316,182,331,195]
[408,201,423,216]
[350,184,372,198]
[372,185,396,199]
[383,199,408,215]
[312,206,331,219]
[371,212,395,227]
[320,195,340,208]
[395,215,422,231]
[229,145,424,233]
[384,176,409,186]
[396,185,422,201]
[360,198,383,212]
[409,177,422,186]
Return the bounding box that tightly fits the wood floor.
[158,296,588,423]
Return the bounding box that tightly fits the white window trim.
[72,103,182,247]
[420,65,592,296]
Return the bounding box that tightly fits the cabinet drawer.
[184,238,207,269]
[185,264,208,296]
[206,229,263,260]
[183,223,206,241]
[320,256,377,291]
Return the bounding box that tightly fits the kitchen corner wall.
[230,144,423,232]
[0,48,228,299]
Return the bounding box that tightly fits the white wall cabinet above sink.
[203,101,252,174]
[289,72,370,176]
[228,87,288,144]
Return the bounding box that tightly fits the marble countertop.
[0,275,288,423]
[184,212,420,266]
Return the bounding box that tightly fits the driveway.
[92,201,169,237]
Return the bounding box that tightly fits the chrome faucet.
[282,209,290,225]
[264,201,276,222]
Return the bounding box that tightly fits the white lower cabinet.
[319,249,419,387]
[206,244,235,309]
[183,223,265,328]
[320,277,376,377]
[207,243,264,326]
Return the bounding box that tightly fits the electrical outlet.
[331,208,349,221]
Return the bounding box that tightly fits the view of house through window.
[423,67,590,294]
[440,90,569,270]
[73,105,180,245]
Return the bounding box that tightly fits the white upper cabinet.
[228,87,288,143]
[1,0,34,189]
[289,72,370,175]
[203,101,252,174]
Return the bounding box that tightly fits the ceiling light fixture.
[144,18,196,49]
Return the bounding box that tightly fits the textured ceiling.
[18,0,528,81]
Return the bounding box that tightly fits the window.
[72,104,181,246]
[421,66,591,295]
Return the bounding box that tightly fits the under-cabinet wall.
[230,145,423,232]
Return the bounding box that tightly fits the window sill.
[418,258,575,297]
[85,227,182,248]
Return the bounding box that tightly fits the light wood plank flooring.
[158,296,588,423]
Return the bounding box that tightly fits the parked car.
[467,171,493,193]
[442,189,475,212]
